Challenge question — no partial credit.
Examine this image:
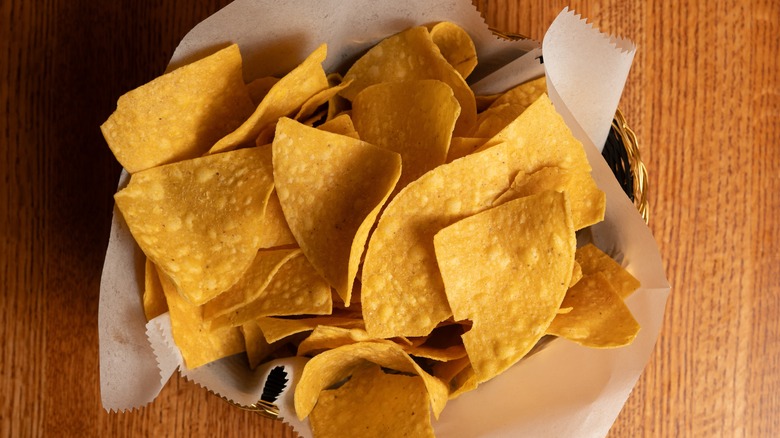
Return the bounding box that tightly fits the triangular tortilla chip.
[114,146,275,305]
[272,117,401,305]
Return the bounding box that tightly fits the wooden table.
[2,0,777,436]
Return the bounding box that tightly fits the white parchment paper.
[98,1,670,436]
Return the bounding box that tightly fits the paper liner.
[98,1,670,436]
[544,8,636,152]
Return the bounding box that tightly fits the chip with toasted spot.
[310,365,435,438]
[273,117,401,305]
[209,44,329,154]
[434,191,575,383]
[546,272,640,347]
[114,146,275,305]
[352,80,460,193]
[101,44,254,173]
[294,341,448,421]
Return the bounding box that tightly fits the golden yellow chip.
[570,260,584,287]
[434,191,575,383]
[209,252,332,329]
[209,44,329,154]
[101,44,254,173]
[203,248,300,321]
[341,26,476,136]
[157,267,245,369]
[272,117,401,305]
[546,272,640,347]
[294,341,448,420]
[297,326,377,356]
[317,113,359,139]
[352,79,460,193]
[472,103,527,138]
[310,365,435,438]
[143,258,168,321]
[576,243,641,298]
[114,146,275,305]
[492,165,605,230]
[362,141,513,338]
[246,76,280,106]
[257,190,297,249]
[429,21,478,79]
[489,76,547,111]
[480,95,606,230]
[255,316,365,344]
[446,136,487,162]
[241,320,285,369]
[431,356,471,387]
[295,79,353,122]
[448,365,478,399]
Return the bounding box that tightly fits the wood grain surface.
[1,0,778,436]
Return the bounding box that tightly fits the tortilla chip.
[361,141,513,338]
[481,95,606,230]
[340,26,476,136]
[429,21,478,79]
[294,341,448,420]
[143,258,168,321]
[576,243,641,298]
[472,103,528,138]
[317,113,359,139]
[310,365,435,438]
[257,191,298,249]
[295,79,353,122]
[493,165,605,230]
[434,191,575,382]
[246,76,280,106]
[101,44,254,173]
[297,326,378,356]
[352,80,460,193]
[489,76,547,110]
[209,44,329,154]
[255,316,365,344]
[446,137,487,162]
[546,272,640,347]
[272,117,401,305]
[211,253,333,330]
[203,248,300,321]
[240,320,285,369]
[114,146,275,305]
[157,267,244,369]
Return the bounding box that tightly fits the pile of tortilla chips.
[103,23,640,438]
